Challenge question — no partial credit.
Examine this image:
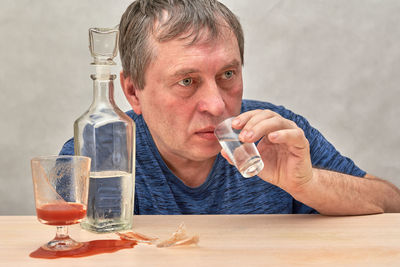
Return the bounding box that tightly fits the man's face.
[135,27,243,163]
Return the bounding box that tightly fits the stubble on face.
[138,25,243,167]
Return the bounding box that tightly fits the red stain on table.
[30,239,137,259]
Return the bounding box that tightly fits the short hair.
[119,0,244,89]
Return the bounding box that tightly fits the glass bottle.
[74,27,135,233]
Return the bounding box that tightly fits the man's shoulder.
[242,99,279,111]
[242,99,297,120]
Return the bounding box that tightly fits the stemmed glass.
[31,155,90,251]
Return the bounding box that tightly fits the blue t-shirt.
[60,100,366,215]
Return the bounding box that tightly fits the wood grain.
[1,214,399,266]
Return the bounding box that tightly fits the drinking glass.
[214,117,264,178]
[31,155,90,251]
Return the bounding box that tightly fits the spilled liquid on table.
[29,239,137,259]
[30,222,198,259]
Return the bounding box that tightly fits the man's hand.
[225,109,313,193]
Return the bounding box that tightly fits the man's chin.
[188,147,221,161]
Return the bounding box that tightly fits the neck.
[162,154,217,188]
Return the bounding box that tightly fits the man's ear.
[120,71,142,114]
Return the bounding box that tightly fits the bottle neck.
[90,74,117,107]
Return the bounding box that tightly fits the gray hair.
[119,0,244,89]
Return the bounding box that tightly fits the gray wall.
[1,0,399,215]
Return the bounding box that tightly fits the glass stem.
[55,226,69,240]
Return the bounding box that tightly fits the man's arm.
[228,109,400,215]
[292,170,400,215]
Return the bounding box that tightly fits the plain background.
[1,0,399,215]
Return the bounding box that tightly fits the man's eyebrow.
[170,60,241,78]
[172,68,199,78]
[221,59,241,70]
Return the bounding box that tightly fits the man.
[61,0,400,215]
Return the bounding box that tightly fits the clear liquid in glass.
[219,138,264,178]
[81,171,134,233]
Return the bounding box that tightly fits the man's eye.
[178,78,193,86]
[223,70,234,79]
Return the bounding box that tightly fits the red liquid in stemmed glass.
[31,202,139,258]
[36,203,86,226]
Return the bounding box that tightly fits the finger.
[233,110,282,141]
[268,129,309,156]
[232,109,276,130]
[220,149,234,165]
[240,116,298,143]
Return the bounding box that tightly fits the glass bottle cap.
[89,26,119,65]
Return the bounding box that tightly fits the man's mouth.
[195,127,217,140]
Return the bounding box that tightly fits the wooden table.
[1,214,399,266]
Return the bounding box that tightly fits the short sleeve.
[291,113,366,177]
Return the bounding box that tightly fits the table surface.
[1,214,399,266]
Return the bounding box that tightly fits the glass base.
[42,236,83,251]
[239,157,264,178]
[80,219,132,233]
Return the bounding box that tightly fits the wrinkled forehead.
[151,9,234,47]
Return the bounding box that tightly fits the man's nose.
[197,80,225,116]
